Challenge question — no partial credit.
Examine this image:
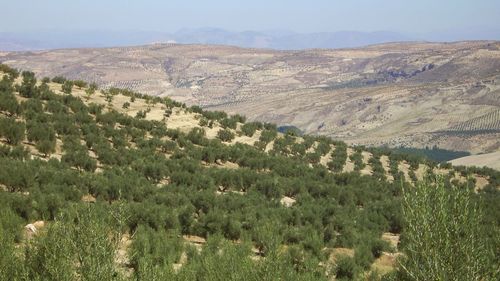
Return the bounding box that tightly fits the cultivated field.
[2,41,499,154]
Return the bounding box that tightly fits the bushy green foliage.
[369,154,386,181]
[62,148,97,172]
[62,80,73,95]
[350,149,365,171]
[220,116,238,129]
[315,139,332,156]
[17,71,37,98]
[0,89,21,116]
[187,127,207,145]
[135,110,147,119]
[335,255,358,280]
[198,110,227,121]
[396,177,498,280]
[393,146,470,163]
[85,83,98,100]
[21,207,119,281]
[51,76,67,84]
[0,71,497,281]
[328,143,347,172]
[241,121,262,137]
[26,121,57,156]
[73,80,88,88]
[217,128,235,142]
[0,63,20,79]
[259,128,277,143]
[0,207,24,280]
[0,117,25,145]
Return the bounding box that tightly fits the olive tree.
[62,80,73,95]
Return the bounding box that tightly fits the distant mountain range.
[172,29,411,49]
[1,27,499,51]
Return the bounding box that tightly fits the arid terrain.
[449,151,500,170]
[1,41,499,154]
[0,62,498,279]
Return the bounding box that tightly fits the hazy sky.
[1,0,499,33]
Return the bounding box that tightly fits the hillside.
[0,29,410,51]
[1,41,499,155]
[0,65,499,280]
[449,151,500,170]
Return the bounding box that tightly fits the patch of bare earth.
[342,148,355,173]
[115,233,133,277]
[380,155,394,182]
[360,151,373,176]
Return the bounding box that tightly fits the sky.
[1,0,499,34]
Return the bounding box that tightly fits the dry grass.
[371,252,401,275]
[398,161,411,183]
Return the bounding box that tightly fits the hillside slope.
[449,151,500,170]
[1,41,499,153]
[1,67,498,280]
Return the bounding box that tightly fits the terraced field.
[447,108,500,133]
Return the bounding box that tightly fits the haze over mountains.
[1,27,500,51]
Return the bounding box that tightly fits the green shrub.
[62,80,73,95]
[36,139,57,156]
[0,117,25,145]
[24,221,76,281]
[62,149,97,172]
[335,255,358,280]
[350,151,364,171]
[259,129,277,143]
[187,127,207,145]
[241,122,260,137]
[24,207,119,281]
[85,83,98,99]
[52,76,67,84]
[220,117,238,129]
[0,63,19,79]
[17,71,38,98]
[73,80,88,88]
[0,91,20,116]
[328,143,347,172]
[397,177,498,280]
[217,129,235,142]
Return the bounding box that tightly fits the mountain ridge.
[1,27,499,51]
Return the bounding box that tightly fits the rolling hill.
[1,41,499,155]
[0,66,498,280]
